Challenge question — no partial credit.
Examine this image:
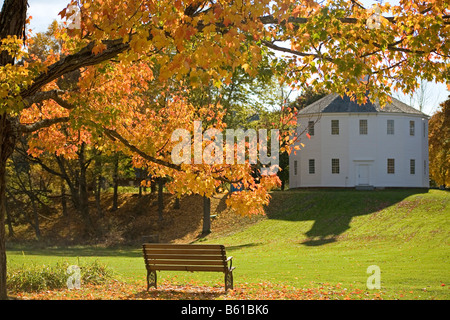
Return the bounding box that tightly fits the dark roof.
[298,93,427,116]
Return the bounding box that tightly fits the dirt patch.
[6,191,266,246]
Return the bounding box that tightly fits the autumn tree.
[0,0,448,299]
[188,54,282,129]
[6,142,55,240]
[429,96,450,188]
[26,20,62,62]
[290,86,330,111]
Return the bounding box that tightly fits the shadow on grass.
[267,188,428,246]
[225,243,263,252]
[6,242,263,258]
[301,237,338,246]
[6,244,143,258]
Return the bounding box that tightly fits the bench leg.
[225,270,233,291]
[147,270,157,290]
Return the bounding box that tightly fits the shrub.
[7,260,115,292]
[79,260,115,285]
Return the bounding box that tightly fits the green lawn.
[6,189,450,299]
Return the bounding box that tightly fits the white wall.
[289,112,429,188]
[320,116,349,187]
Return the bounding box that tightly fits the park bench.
[142,243,235,291]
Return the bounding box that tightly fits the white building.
[289,93,429,189]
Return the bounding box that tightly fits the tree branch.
[20,39,130,99]
[23,89,77,110]
[51,94,78,110]
[102,126,182,171]
[14,146,64,178]
[261,40,321,59]
[23,89,63,106]
[20,116,70,133]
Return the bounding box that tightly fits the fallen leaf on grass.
[11,280,385,300]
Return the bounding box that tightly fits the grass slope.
[7,189,450,299]
[203,189,449,299]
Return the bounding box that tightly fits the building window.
[331,120,339,135]
[309,159,315,174]
[387,158,395,174]
[308,121,315,136]
[410,121,415,136]
[331,158,340,174]
[294,160,298,175]
[410,159,415,174]
[423,122,426,137]
[387,120,394,135]
[359,119,368,135]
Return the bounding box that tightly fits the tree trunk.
[174,197,180,209]
[61,178,67,217]
[0,150,8,300]
[0,114,19,300]
[96,175,102,216]
[158,178,164,222]
[112,152,119,211]
[30,197,40,240]
[55,155,81,213]
[202,196,211,236]
[25,163,40,240]
[150,180,156,194]
[5,200,13,238]
[94,154,103,217]
[78,143,94,235]
[0,0,28,299]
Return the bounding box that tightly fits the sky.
[2,0,448,116]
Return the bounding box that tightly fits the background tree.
[429,96,450,188]
[6,143,55,240]
[290,86,330,111]
[26,20,62,62]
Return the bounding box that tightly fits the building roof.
[298,93,427,116]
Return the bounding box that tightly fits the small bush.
[7,260,115,292]
[78,260,115,285]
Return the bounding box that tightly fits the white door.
[358,164,370,185]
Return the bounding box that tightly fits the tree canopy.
[429,96,450,187]
[0,0,449,299]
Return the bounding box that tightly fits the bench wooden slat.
[143,243,224,250]
[145,259,226,266]
[146,265,227,272]
[143,248,225,255]
[144,254,225,260]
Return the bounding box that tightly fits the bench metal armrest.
[226,256,233,270]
